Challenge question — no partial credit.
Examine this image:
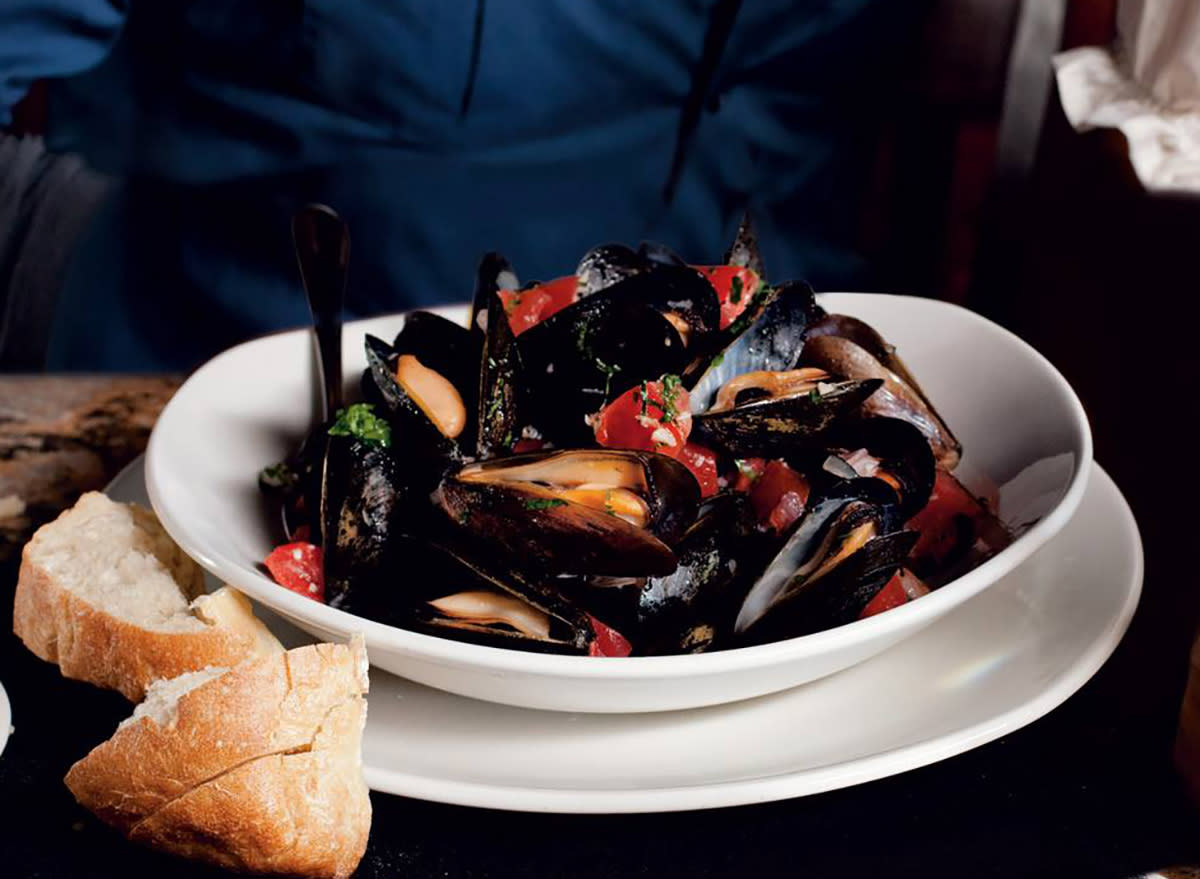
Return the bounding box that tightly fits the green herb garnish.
[808,387,822,404]
[735,459,763,482]
[659,373,683,424]
[523,498,569,511]
[710,353,725,368]
[730,275,744,304]
[328,403,392,448]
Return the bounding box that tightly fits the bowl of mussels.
[145,219,1092,712]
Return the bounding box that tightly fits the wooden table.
[1,374,1199,879]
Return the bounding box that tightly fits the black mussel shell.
[814,417,936,520]
[637,240,688,269]
[576,243,644,298]
[723,211,765,279]
[403,541,594,655]
[475,253,525,458]
[800,334,961,470]
[692,376,882,458]
[805,313,929,398]
[600,264,722,348]
[320,435,405,611]
[469,251,519,339]
[516,296,691,446]
[686,280,823,411]
[733,477,912,641]
[364,334,465,470]
[434,449,700,577]
[636,492,761,654]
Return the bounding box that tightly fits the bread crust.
[66,641,371,878]
[13,494,277,701]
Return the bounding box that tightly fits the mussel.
[800,327,961,470]
[319,431,405,611]
[405,541,597,655]
[473,253,525,458]
[364,333,468,470]
[692,367,882,458]
[733,477,917,643]
[434,449,700,577]
[576,243,646,298]
[723,211,765,279]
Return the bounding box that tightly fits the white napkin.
[1053,0,1200,193]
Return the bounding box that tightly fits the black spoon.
[292,204,350,424]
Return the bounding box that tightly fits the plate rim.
[143,293,1095,684]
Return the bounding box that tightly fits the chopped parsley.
[735,459,763,482]
[710,352,725,368]
[603,491,617,516]
[523,497,569,511]
[730,274,744,304]
[659,373,684,424]
[808,387,822,404]
[328,403,392,448]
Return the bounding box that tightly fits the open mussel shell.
[468,251,520,338]
[733,477,915,643]
[434,449,700,577]
[474,253,525,458]
[692,374,883,458]
[800,333,961,470]
[815,417,936,520]
[391,311,480,404]
[319,435,405,611]
[686,280,824,411]
[516,295,692,446]
[364,334,466,471]
[405,541,595,655]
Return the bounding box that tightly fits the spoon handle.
[293,204,350,422]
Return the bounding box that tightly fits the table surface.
[0,375,1198,879]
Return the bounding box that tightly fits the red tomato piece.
[587,615,633,657]
[511,437,546,454]
[264,542,325,602]
[592,377,692,458]
[499,275,578,335]
[695,265,761,329]
[905,469,988,567]
[749,459,811,532]
[732,457,766,492]
[678,442,720,497]
[860,569,931,618]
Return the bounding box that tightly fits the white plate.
[145,294,1093,712]
[0,679,9,758]
[112,458,1139,812]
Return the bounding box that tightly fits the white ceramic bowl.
[146,294,1092,713]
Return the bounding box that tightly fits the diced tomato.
[587,615,633,657]
[264,542,325,602]
[678,442,720,497]
[749,459,811,533]
[695,265,761,329]
[499,275,579,335]
[859,569,931,618]
[732,457,766,492]
[905,469,988,567]
[592,376,692,458]
[512,437,546,454]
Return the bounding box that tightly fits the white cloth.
[1053,0,1200,193]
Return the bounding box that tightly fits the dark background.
[3,0,1200,876]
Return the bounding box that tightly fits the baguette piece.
[66,639,371,878]
[13,492,281,700]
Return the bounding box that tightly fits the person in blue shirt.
[1,1,924,371]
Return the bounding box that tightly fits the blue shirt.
[1,1,921,370]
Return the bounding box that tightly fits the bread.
[13,492,282,700]
[66,638,371,878]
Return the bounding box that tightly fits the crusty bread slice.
[66,638,371,879]
[13,492,281,700]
